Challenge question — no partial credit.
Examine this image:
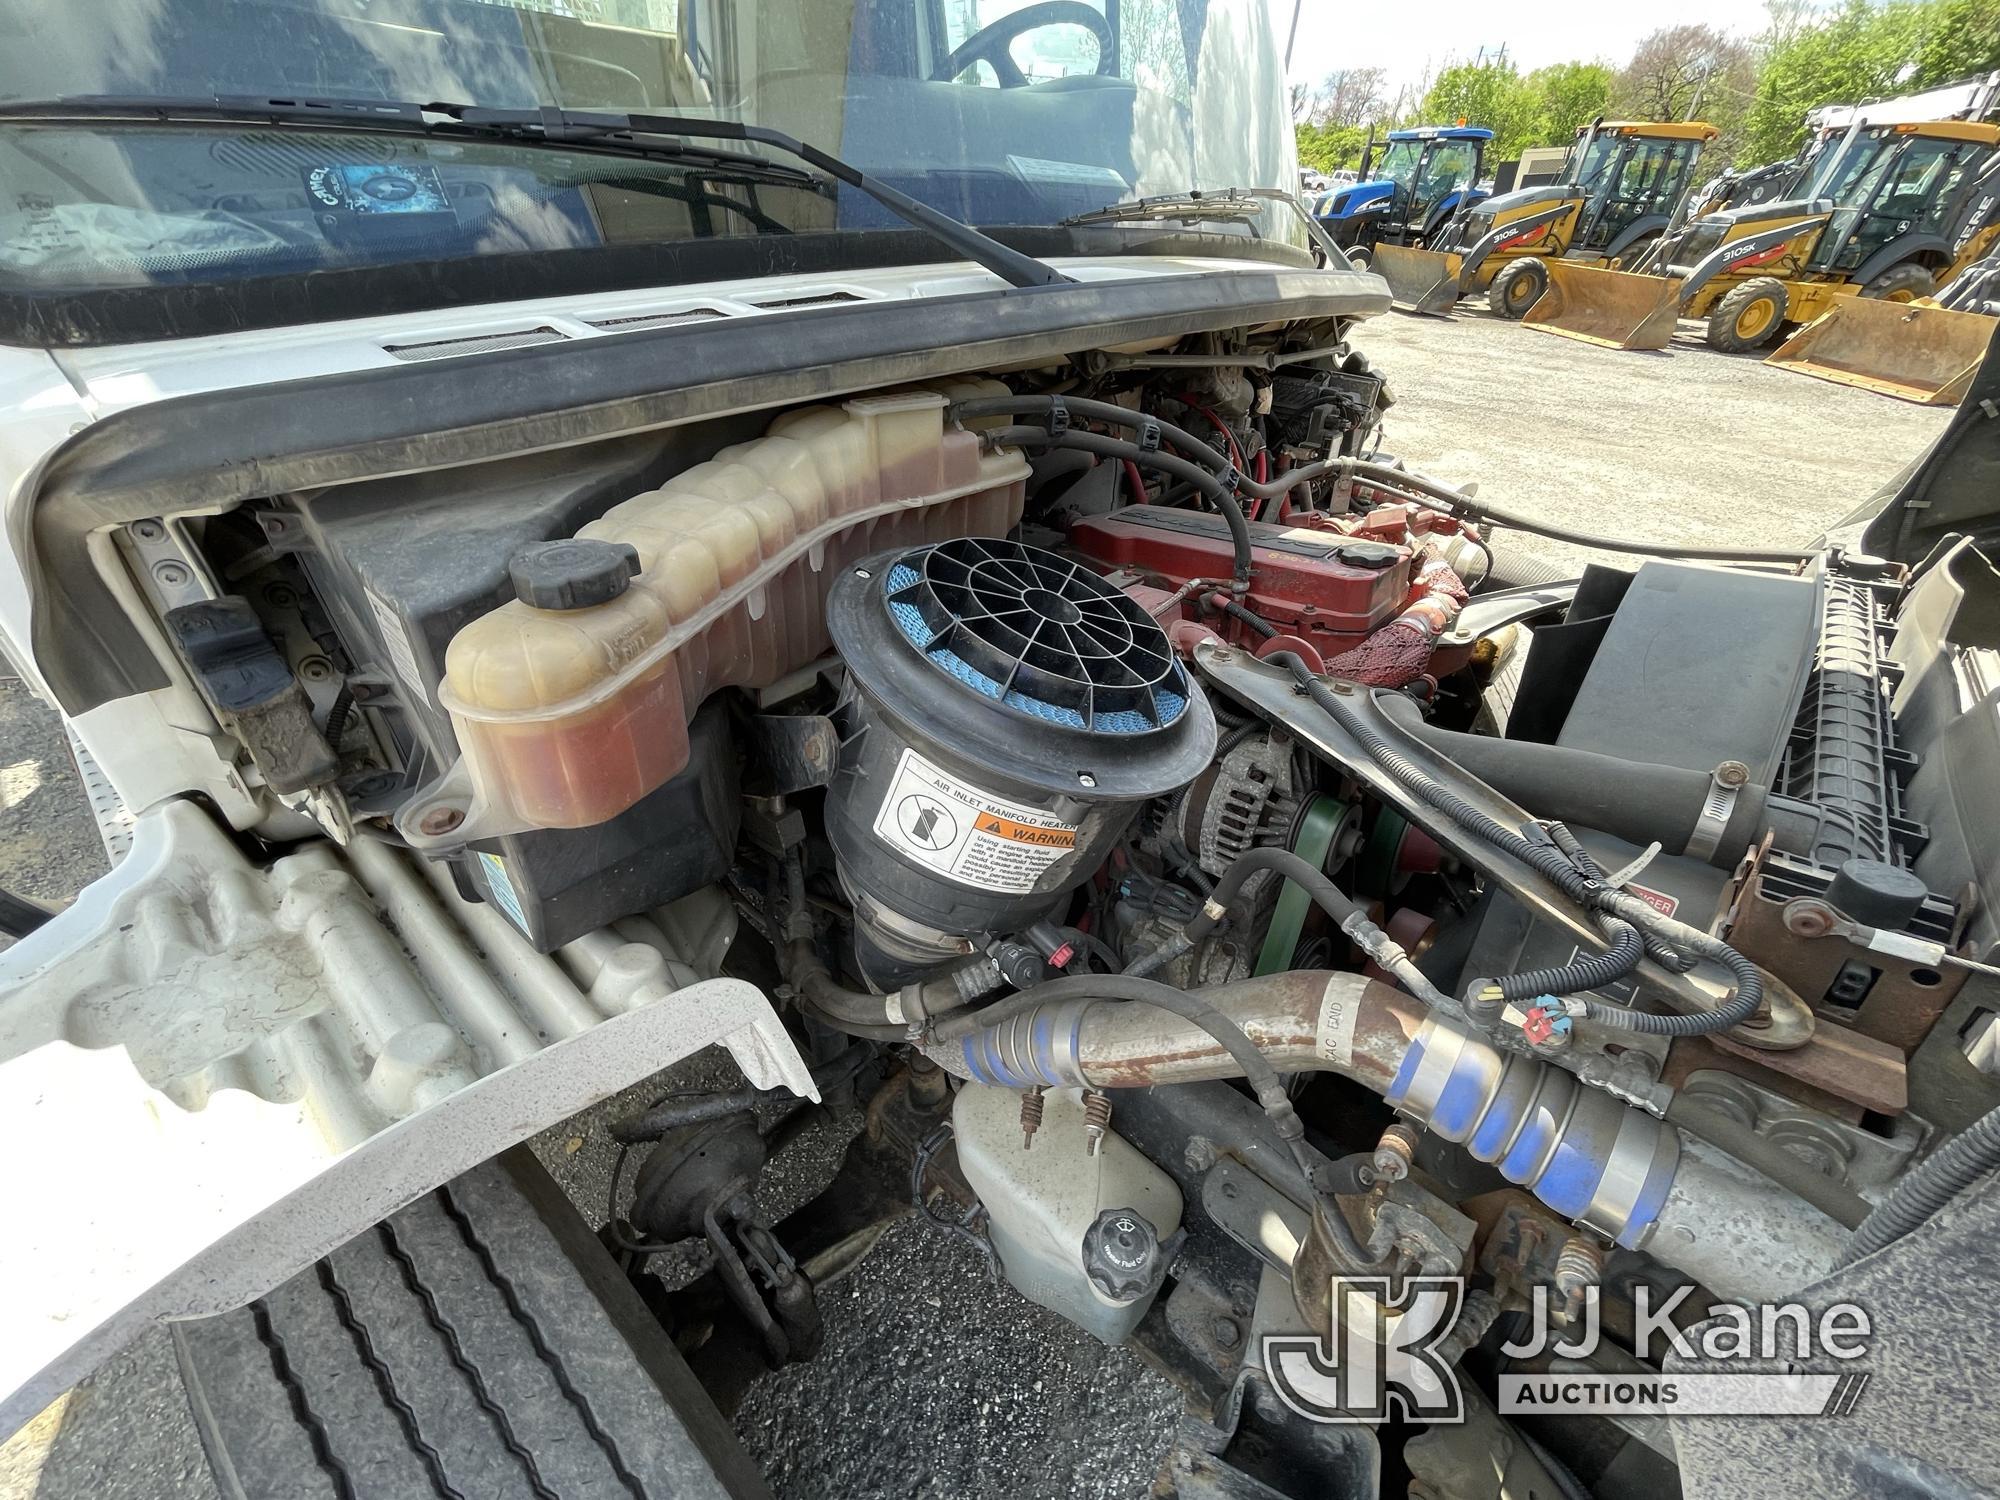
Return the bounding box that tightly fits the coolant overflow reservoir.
[399,383,1029,848]
[952,1084,1182,1344]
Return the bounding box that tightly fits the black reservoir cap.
[1827,858,1929,930]
[510,539,640,611]
[1082,1208,1167,1304]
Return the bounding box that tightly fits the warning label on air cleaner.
[872,747,1079,893]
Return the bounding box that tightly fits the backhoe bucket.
[1371,244,1464,316]
[1765,297,1992,406]
[1522,260,1683,351]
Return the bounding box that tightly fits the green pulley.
[1254,793,1348,976]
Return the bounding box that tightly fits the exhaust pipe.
[930,971,1845,1300]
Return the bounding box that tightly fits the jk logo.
[1264,1276,1467,1424]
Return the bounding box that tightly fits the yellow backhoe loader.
[1521,120,2000,363]
[1370,119,1718,316]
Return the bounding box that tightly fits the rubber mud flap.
[1766,297,1992,406]
[1525,260,1684,350]
[173,1149,773,1500]
[1371,244,1465,316]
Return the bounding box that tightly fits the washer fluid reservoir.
[953,1083,1183,1345]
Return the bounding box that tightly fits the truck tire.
[173,1150,772,1500]
[1861,262,1935,302]
[1489,258,1548,319]
[1706,277,1789,352]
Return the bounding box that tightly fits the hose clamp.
[1685,760,1748,861]
[1045,396,1071,438]
[1136,419,1163,454]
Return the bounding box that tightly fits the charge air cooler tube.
[924,972,1830,1298]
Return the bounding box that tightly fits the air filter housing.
[824,537,1217,985]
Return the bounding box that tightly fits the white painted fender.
[0,799,813,1436]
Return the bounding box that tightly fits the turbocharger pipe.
[930,971,1679,1254]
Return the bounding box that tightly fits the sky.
[1283,0,1761,97]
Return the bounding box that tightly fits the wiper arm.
[437,105,1069,288]
[0,95,1071,290]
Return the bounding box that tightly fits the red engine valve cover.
[1068,505,1411,648]
[1068,503,1476,688]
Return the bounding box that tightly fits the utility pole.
[1686,66,1712,122]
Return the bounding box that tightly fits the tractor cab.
[1315,125,1491,254]
[1795,120,2000,278]
[1561,120,1717,257]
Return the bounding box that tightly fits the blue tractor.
[1313,125,1494,264]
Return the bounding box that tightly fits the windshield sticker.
[305,163,455,219]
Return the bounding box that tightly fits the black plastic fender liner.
[22,261,1389,715]
[1849,233,1952,291]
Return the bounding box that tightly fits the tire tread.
[173,1151,768,1500]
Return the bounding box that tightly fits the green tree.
[1294,121,1371,172]
[1740,0,2000,164]
[1524,61,1614,145]
[1419,61,1538,160]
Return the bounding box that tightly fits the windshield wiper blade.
[0,94,828,193]
[0,95,1071,291]
[1061,190,1266,226]
[1064,187,1350,268]
[0,95,829,190]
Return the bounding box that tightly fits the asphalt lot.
[0,305,1955,1500]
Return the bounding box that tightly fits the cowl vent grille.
[382,326,568,361]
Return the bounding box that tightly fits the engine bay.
[115,316,2000,1496]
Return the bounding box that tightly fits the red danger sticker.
[1627,883,1679,918]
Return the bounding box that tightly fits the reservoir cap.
[1082,1207,1167,1303]
[510,539,641,611]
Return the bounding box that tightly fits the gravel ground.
[1357,310,1950,580]
[0,305,1954,1500]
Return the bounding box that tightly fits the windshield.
[1375,140,1423,188]
[1567,132,1622,191]
[1807,130,1895,205]
[0,0,1299,333]
[1369,137,1477,221]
